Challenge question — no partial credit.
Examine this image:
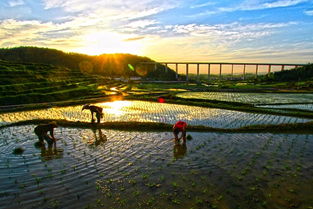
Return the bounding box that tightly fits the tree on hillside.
[272,64,313,81]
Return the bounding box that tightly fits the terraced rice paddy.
[1,98,312,209]
[0,126,312,209]
[258,104,313,112]
[0,101,310,129]
[176,92,313,105]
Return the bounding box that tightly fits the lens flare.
[128,64,135,71]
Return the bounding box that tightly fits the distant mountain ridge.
[0,46,177,80]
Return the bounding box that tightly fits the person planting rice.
[34,121,58,146]
[173,121,187,143]
[82,104,103,123]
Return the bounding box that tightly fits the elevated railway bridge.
[137,62,307,81]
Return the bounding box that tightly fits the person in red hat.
[173,121,187,143]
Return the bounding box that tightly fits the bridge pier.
[255,64,259,78]
[231,64,234,80]
[208,64,210,81]
[197,64,200,83]
[139,62,306,82]
[219,64,222,80]
[186,64,189,82]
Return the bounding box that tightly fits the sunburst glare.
[101,100,133,116]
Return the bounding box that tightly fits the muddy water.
[0,100,310,128]
[0,126,312,209]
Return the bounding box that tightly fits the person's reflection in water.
[38,142,63,161]
[90,128,107,147]
[173,140,187,159]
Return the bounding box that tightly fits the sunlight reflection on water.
[0,126,312,209]
[0,100,310,128]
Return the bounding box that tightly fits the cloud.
[142,21,310,63]
[147,22,296,41]
[126,19,158,29]
[263,0,308,8]
[42,0,178,17]
[190,1,216,9]
[0,5,31,19]
[8,0,25,7]
[0,19,83,50]
[304,9,313,15]
[193,0,310,17]
[226,42,313,63]
[239,0,309,10]
[123,36,145,42]
[144,34,313,63]
[1,0,311,63]
[41,0,177,36]
[43,0,67,10]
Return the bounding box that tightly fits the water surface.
[0,100,309,129]
[177,92,313,105]
[1,126,312,209]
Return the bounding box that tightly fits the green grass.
[0,60,121,105]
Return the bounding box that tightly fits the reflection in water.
[173,141,187,159]
[89,128,107,147]
[102,100,132,116]
[1,126,313,209]
[0,100,310,129]
[38,143,63,161]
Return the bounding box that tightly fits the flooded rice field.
[0,126,312,209]
[257,104,313,112]
[0,100,310,129]
[176,92,313,105]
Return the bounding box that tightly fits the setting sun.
[74,31,144,55]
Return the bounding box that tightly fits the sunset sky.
[0,0,313,63]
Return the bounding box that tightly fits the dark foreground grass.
[2,119,313,134]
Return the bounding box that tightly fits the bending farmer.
[82,104,104,123]
[173,121,187,143]
[34,121,58,146]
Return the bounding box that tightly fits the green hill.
[0,59,111,105]
[0,47,178,106]
[0,46,177,81]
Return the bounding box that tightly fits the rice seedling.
[0,125,312,209]
[176,92,313,105]
[171,198,181,205]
